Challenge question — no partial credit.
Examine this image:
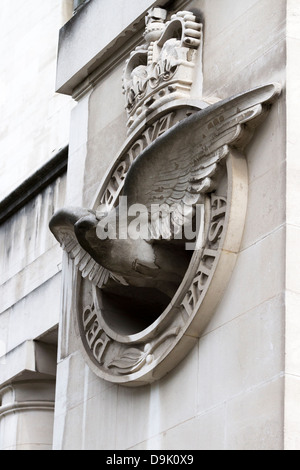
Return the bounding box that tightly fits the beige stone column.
[0,381,55,450]
[0,340,57,450]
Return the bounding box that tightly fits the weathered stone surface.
[50,82,280,387]
[56,0,187,95]
[52,0,290,450]
[2,0,300,452]
[0,0,73,451]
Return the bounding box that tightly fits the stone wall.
[285,0,300,450]
[1,0,298,452]
[52,0,298,450]
[0,0,73,201]
[0,0,73,450]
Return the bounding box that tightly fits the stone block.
[197,294,284,414]
[56,0,173,94]
[226,377,284,450]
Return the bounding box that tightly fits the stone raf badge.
[50,8,281,386]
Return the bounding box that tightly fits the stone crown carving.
[122,8,203,133]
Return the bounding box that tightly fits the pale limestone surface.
[0,381,56,450]
[0,0,73,451]
[49,81,282,386]
[56,0,189,95]
[0,0,74,202]
[51,0,296,450]
[0,0,297,452]
[285,0,300,449]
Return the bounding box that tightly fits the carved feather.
[54,227,110,288]
[49,84,281,286]
[123,83,281,240]
[50,208,128,288]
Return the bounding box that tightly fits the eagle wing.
[122,83,281,240]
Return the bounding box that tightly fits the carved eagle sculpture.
[50,84,280,298]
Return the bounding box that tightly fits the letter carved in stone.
[82,305,111,365]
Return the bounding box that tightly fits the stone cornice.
[0,401,55,419]
[56,0,191,97]
[0,341,57,388]
[0,146,68,225]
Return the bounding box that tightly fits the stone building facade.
[0,0,74,450]
[0,0,300,451]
